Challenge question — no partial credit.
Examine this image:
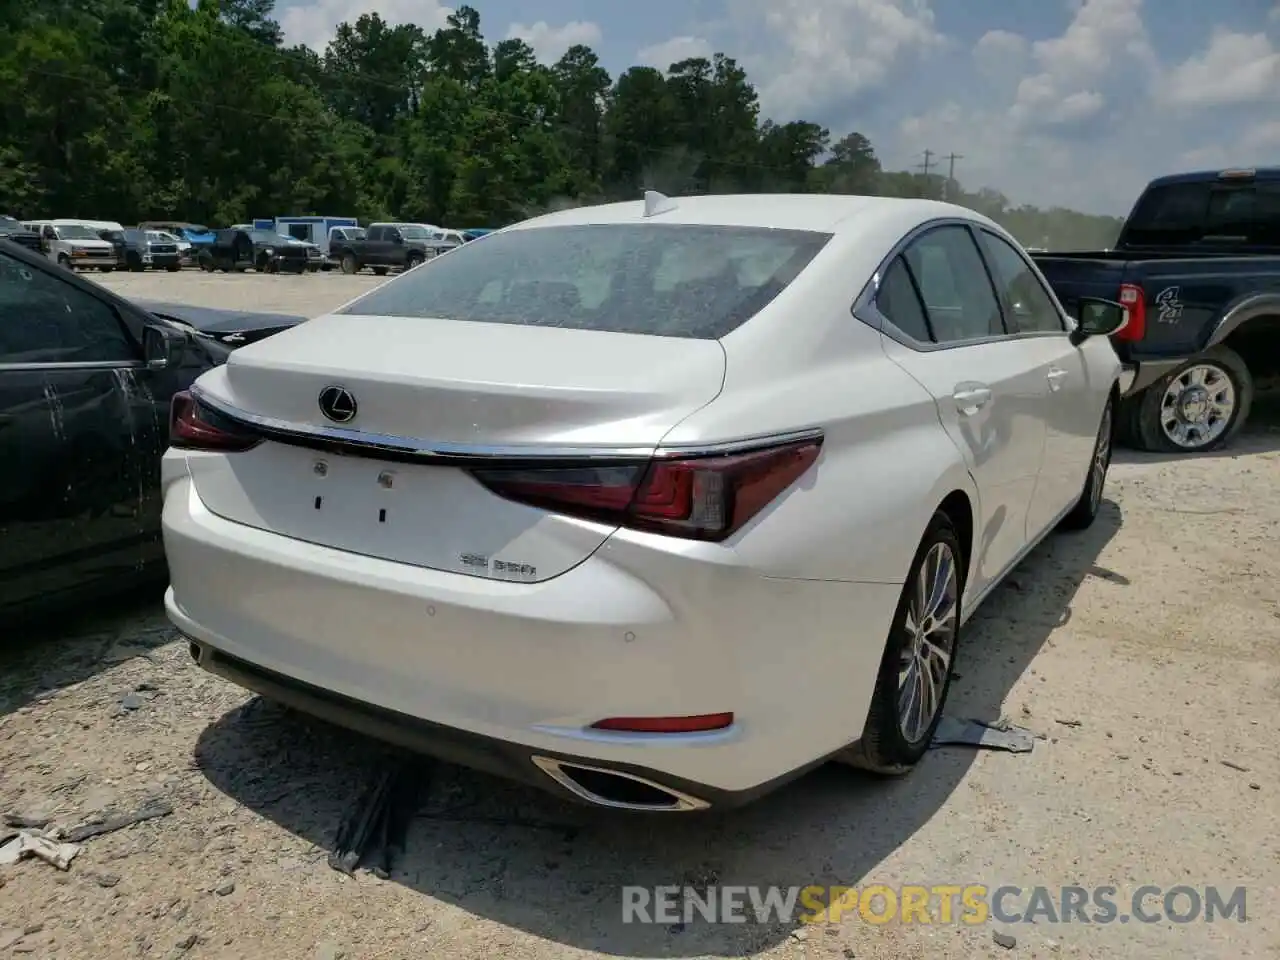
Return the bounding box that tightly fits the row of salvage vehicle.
[0,215,488,277]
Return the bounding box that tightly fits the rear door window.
[339,223,832,339]
[903,226,1006,343]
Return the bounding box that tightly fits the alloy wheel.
[1090,402,1112,513]
[897,541,958,743]
[1159,363,1235,449]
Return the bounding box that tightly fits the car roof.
[1143,167,1280,188]
[506,193,990,235]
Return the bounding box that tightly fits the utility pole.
[916,149,935,178]
[942,152,963,201]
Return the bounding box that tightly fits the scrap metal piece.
[328,757,431,877]
[63,798,174,843]
[0,831,82,870]
[931,717,1036,753]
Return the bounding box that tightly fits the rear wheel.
[405,252,423,270]
[341,252,357,274]
[1060,395,1113,531]
[838,512,961,775]
[1132,346,1252,454]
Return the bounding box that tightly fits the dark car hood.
[137,300,307,347]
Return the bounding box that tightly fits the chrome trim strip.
[190,384,824,462]
[530,756,710,812]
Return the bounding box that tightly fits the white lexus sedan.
[161,193,1126,812]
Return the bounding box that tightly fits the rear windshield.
[1121,180,1280,247]
[339,223,831,338]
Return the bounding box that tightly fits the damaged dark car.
[0,240,306,624]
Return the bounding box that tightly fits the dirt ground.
[2,270,1277,959]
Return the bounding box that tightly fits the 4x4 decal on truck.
[1155,286,1184,324]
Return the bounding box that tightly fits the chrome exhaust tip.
[532,756,710,812]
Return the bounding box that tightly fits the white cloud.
[505,20,603,64]
[1160,28,1280,107]
[723,0,943,119]
[278,0,452,51]
[1008,0,1152,127]
[890,0,1162,212]
[636,36,715,70]
[973,29,1028,71]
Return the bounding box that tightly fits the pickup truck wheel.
[340,252,357,274]
[405,252,424,270]
[1060,397,1113,531]
[1134,345,1253,454]
[839,512,961,775]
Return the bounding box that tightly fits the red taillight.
[169,391,261,452]
[1115,283,1145,341]
[591,713,734,733]
[469,438,821,542]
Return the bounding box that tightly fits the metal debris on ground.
[64,797,174,843]
[2,814,52,830]
[993,930,1017,949]
[327,756,430,877]
[931,717,1036,753]
[0,830,82,870]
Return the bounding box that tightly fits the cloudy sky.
[272,0,1280,215]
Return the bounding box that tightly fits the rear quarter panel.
[659,228,977,587]
[1130,257,1280,360]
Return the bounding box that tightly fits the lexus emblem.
[318,385,357,423]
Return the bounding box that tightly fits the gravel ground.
[1,271,1277,959]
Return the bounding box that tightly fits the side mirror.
[1070,297,1128,346]
[143,324,189,369]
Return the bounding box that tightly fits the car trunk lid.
[184,313,726,581]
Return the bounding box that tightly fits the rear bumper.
[183,636,845,810]
[161,471,900,802]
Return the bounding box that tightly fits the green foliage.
[0,0,1123,249]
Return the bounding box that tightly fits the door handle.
[1047,367,1068,391]
[953,384,992,414]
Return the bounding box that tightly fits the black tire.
[1060,395,1113,531]
[405,253,423,271]
[1131,345,1252,454]
[340,252,357,275]
[838,511,963,775]
[372,266,388,276]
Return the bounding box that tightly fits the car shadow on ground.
[0,587,172,718]
[193,501,1124,958]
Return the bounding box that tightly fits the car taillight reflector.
[468,437,822,542]
[1115,283,1145,342]
[591,713,734,733]
[170,391,261,452]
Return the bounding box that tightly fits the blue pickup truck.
[1033,167,1280,453]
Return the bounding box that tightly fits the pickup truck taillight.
[1116,283,1145,341]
